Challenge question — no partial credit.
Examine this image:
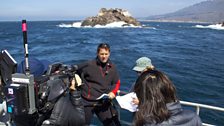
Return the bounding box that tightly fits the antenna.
[22,20,30,75]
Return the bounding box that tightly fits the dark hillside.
[145,0,224,23]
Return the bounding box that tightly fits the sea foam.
[195,24,224,30]
[58,21,142,28]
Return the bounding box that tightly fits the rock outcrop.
[81,8,141,27]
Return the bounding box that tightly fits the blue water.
[0,21,224,125]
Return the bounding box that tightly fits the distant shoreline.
[138,19,211,24]
[0,19,212,24]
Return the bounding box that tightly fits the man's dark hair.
[97,43,110,53]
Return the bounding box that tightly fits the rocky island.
[221,22,224,27]
[81,8,141,27]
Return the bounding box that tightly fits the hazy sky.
[0,0,206,21]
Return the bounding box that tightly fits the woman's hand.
[132,97,139,105]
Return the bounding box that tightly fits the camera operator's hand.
[108,92,115,99]
[70,74,82,91]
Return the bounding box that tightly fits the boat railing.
[115,90,224,126]
[180,101,224,126]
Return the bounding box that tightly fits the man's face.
[97,48,110,63]
[136,71,142,76]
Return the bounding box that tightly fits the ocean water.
[0,21,224,125]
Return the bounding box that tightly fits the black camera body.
[4,63,78,117]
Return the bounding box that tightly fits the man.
[77,43,121,126]
[132,57,154,75]
[131,57,154,105]
[131,56,154,91]
[41,74,85,126]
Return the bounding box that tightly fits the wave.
[194,24,224,30]
[58,21,143,28]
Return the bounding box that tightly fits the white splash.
[58,21,141,28]
[195,24,224,30]
[58,22,82,28]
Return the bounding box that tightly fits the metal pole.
[22,20,30,75]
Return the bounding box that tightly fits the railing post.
[196,106,200,115]
[117,90,120,96]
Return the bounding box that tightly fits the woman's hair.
[97,43,110,53]
[134,69,178,126]
[145,65,155,71]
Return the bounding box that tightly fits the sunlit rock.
[81,8,141,27]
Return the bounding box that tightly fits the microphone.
[105,63,110,75]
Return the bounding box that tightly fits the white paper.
[116,92,138,112]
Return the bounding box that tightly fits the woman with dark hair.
[134,70,202,126]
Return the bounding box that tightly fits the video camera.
[0,56,78,116]
[36,63,79,114]
[0,20,80,125]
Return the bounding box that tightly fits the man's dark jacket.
[77,58,120,101]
